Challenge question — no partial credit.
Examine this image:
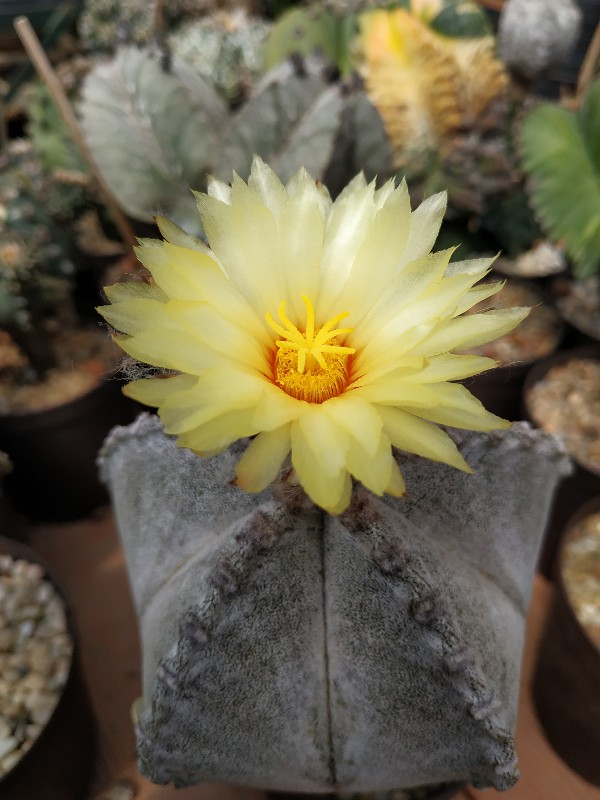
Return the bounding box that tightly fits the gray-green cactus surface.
[99,414,570,794]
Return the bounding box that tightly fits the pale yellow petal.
[100,297,179,335]
[235,425,292,493]
[316,181,377,318]
[346,433,393,495]
[296,409,350,476]
[165,300,269,372]
[248,156,287,216]
[103,280,167,304]
[400,354,497,383]
[413,307,530,356]
[353,248,454,347]
[378,405,473,472]
[385,458,406,497]
[252,385,308,430]
[453,280,504,317]
[159,368,265,434]
[115,330,220,374]
[321,394,384,457]
[333,182,411,325]
[327,472,353,515]
[291,420,349,513]
[155,216,212,254]
[206,176,232,204]
[352,380,440,407]
[405,383,511,431]
[445,254,497,277]
[134,241,222,301]
[399,191,446,268]
[122,374,198,406]
[178,409,259,453]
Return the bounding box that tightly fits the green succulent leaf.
[262,8,339,71]
[216,68,343,183]
[79,47,228,230]
[429,0,491,38]
[521,98,600,279]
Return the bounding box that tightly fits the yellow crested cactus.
[99,158,528,515]
[358,5,508,177]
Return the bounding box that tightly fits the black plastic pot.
[0,536,97,800]
[268,784,465,799]
[0,375,139,523]
[532,497,600,787]
[522,345,600,577]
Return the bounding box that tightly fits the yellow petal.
[252,384,308,430]
[413,307,530,356]
[296,409,349,476]
[400,354,497,383]
[236,425,292,493]
[100,297,179,335]
[178,408,259,452]
[165,300,269,372]
[405,382,511,431]
[115,330,220,374]
[378,405,473,472]
[385,458,406,497]
[103,280,167,304]
[352,381,440,407]
[123,374,197,407]
[322,395,384,457]
[346,433,393,496]
[291,420,349,513]
[155,216,212,254]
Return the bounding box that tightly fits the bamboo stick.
[13,15,138,251]
[575,21,600,108]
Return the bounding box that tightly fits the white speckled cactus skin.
[99,414,570,795]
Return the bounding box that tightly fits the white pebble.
[0,735,18,759]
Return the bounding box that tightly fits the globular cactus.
[356,3,515,215]
[100,413,570,794]
[168,12,271,103]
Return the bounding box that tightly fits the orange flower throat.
[266,296,355,404]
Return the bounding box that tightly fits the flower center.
[266,295,356,404]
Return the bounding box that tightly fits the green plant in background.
[0,141,79,375]
[520,78,600,280]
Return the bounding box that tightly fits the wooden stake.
[14,15,138,251]
[575,21,600,108]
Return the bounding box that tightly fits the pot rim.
[521,344,600,477]
[0,535,79,787]
[554,495,600,661]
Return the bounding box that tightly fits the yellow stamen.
[266,296,356,403]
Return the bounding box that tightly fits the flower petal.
[115,330,220,374]
[155,216,212,254]
[405,382,511,431]
[165,300,270,372]
[236,425,292,493]
[346,432,393,495]
[123,374,197,406]
[100,297,179,335]
[400,354,497,383]
[413,307,530,356]
[378,405,473,472]
[322,394,384,457]
[296,408,349,476]
[178,409,259,453]
[291,419,349,513]
[399,191,446,268]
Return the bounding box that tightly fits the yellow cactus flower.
[99,158,527,514]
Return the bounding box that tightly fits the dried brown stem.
[13,16,138,252]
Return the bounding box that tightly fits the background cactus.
[520,77,600,280]
[168,12,271,103]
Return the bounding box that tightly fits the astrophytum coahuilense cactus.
[99,413,570,794]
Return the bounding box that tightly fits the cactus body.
[100,414,570,793]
